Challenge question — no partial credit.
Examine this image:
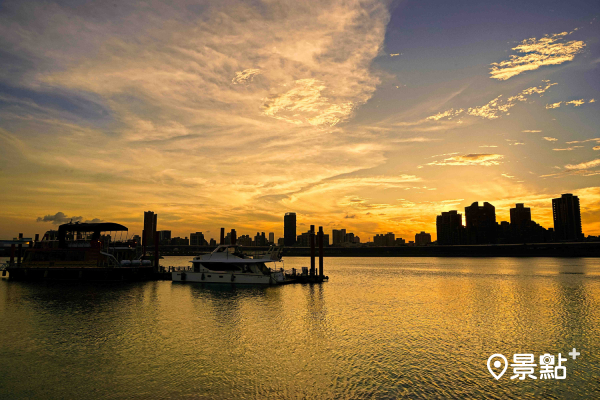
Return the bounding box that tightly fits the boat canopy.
[58,222,128,248]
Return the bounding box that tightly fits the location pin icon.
[487,354,508,380]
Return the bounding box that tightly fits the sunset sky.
[1,0,599,242]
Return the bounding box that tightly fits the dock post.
[34,233,39,245]
[318,226,324,278]
[220,228,225,245]
[310,225,315,276]
[10,244,15,266]
[154,232,160,272]
[17,244,22,266]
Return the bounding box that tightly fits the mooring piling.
[10,244,15,266]
[154,231,160,272]
[310,225,315,276]
[318,226,324,277]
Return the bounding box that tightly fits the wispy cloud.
[566,138,600,144]
[545,98,595,109]
[522,130,542,133]
[490,31,586,80]
[232,68,262,85]
[426,108,464,121]
[543,137,558,141]
[391,137,441,143]
[428,81,556,121]
[426,153,503,166]
[565,158,600,170]
[543,157,600,178]
[553,146,583,151]
[262,78,355,127]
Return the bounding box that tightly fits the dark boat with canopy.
[4,222,154,281]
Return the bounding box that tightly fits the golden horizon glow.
[1,1,599,242]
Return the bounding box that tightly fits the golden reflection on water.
[1,257,599,399]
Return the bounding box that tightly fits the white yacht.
[172,245,286,284]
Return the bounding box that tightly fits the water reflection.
[1,257,599,399]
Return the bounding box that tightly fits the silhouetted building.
[497,221,511,243]
[374,232,395,246]
[190,232,207,246]
[510,204,531,229]
[238,235,252,246]
[131,234,141,246]
[171,237,189,246]
[436,210,463,245]
[415,232,431,246]
[332,229,359,245]
[142,211,157,247]
[209,238,217,246]
[269,232,274,244]
[332,229,346,245]
[159,230,171,245]
[553,193,583,241]
[465,202,496,244]
[284,213,296,246]
[296,230,313,247]
[254,232,267,246]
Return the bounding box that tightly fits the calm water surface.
[1,257,600,399]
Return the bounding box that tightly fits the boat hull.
[172,271,282,284]
[5,267,155,281]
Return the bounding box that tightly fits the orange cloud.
[426,153,503,166]
[490,32,585,80]
[565,158,600,170]
[429,81,556,121]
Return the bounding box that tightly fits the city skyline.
[16,192,594,246]
[1,1,600,240]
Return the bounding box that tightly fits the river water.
[1,256,599,399]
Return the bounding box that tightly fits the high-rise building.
[284,213,296,246]
[269,232,275,244]
[254,232,267,246]
[415,232,431,246]
[510,204,531,229]
[436,210,463,245]
[374,232,395,246]
[552,193,583,241]
[190,232,206,246]
[170,237,189,246]
[142,211,157,247]
[510,204,532,242]
[237,235,252,246]
[465,202,496,244]
[332,229,346,245]
[158,230,171,245]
